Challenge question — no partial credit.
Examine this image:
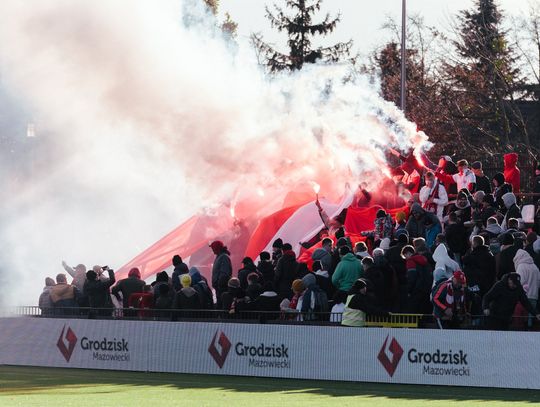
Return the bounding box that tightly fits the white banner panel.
[0,317,539,389]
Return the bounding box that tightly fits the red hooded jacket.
[504,153,520,193]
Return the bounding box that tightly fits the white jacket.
[432,244,460,287]
[419,182,448,222]
[514,249,540,300]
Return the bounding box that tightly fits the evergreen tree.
[445,0,528,146]
[202,0,238,37]
[251,0,352,72]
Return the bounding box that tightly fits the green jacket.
[332,253,362,292]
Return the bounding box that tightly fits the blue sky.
[220,0,532,57]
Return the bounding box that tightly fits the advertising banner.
[0,317,538,389]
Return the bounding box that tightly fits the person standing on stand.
[210,240,232,309]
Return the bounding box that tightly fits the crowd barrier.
[0,315,539,389]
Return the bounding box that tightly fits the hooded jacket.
[493,172,513,212]
[274,250,300,299]
[84,269,115,310]
[486,223,503,238]
[462,244,496,296]
[39,285,54,311]
[405,254,432,296]
[257,260,275,283]
[432,278,466,319]
[432,244,459,285]
[483,273,536,320]
[300,273,328,316]
[312,248,332,272]
[255,289,281,313]
[504,153,520,193]
[331,253,362,292]
[171,262,189,291]
[189,267,214,309]
[501,193,521,229]
[374,254,398,310]
[444,222,469,255]
[175,286,201,310]
[112,275,145,308]
[406,203,441,239]
[237,262,258,290]
[514,249,540,300]
[211,249,232,291]
[385,241,408,285]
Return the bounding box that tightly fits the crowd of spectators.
[38,154,540,331]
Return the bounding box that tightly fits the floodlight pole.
[400,0,406,116]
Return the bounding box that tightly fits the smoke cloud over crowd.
[0,0,429,306]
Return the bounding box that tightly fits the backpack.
[304,288,329,321]
[193,283,213,309]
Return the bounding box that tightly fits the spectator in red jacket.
[504,153,520,194]
[434,156,458,198]
[432,271,467,329]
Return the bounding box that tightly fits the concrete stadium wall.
[0,317,536,389]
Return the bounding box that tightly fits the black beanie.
[398,233,409,244]
[493,172,505,185]
[501,233,514,246]
[272,238,283,249]
[337,237,349,248]
[259,251,270,261]
[86,270,97,281]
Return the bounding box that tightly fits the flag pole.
[400,0,406,116]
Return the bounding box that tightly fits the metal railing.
[3,306,538,331]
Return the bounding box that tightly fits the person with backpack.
[401,245,433,314]
[300,273,329,321]
[432,271,467,329]
[312,260,334,300]
[189,267,214,310]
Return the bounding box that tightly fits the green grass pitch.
[1,366,539,406]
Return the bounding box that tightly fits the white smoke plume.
[0,0,429,306]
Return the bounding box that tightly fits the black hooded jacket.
[84,269,116,310]
[274,250,299,299]
[462,245,496,296]
[483,274,536,320]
